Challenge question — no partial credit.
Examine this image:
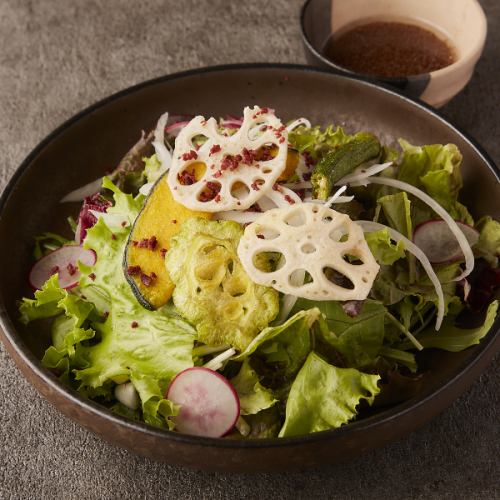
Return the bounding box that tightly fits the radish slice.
[29,246,96,290]
[167,367,240,437]
[366,177,474,281]
[165,120,190,137]
[413,220,479,264]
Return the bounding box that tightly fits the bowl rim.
[299,0,488,82]
[1,62,499,450]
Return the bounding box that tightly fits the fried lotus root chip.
[237,203,380,301]
[167,106,288,212]
[165,217,279,351]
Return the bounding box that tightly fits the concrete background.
[0,0,498,498]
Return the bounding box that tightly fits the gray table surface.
[1,1,498,498]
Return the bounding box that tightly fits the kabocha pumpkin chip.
[237,203,380,301]
[167,106,288,212]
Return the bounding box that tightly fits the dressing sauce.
[323,21,456,78]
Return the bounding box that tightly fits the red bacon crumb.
[272,183,281,192]
[199,181,221,202]
[250,181,261,191]
[111,233,116,240]
[127,265,141,276]
[209,144,221,156]
[279,137,285,143]
[121,221,127,227]
[181,150,198,161]
[257,234,264,239]
[284,194,296,205]
[242,147,256,165]
[133,236,157,250]
[178,169,196,185]
[214,194,221,203]
[131,321,139,328]
[160,248,168,258]
[213,170,222,178]
[140,273,155,287]
[66,263,77,276]
[171,219,177,224]
[88,272,96,281]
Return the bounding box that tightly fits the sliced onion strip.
[365,177,474,281]
[357,220,445,331]
[61,177,103,203]
[336,162,393,186]
[203,348,236,371]
[286,118,312,132]
[153,111,172,171]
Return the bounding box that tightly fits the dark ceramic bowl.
[0,64,498,472]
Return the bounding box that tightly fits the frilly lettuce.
[475,216,500,267]
[165,217,279,351]
[365,228,406,266]
[143,154,164,184]
[234,308,319,378]
[231,359,277,415]
[279,352,380,437]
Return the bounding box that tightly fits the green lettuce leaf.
[475,216,500,267]
[377,191,413,238]
[400,300,498,352]
[235,308,319,378]
[396,140,473,225]
[231,359,277,415]
[365,229,406,265]
[279,352,380,437]
[288,125,361,159]
[293,300,385,368]
[143,154,164,184]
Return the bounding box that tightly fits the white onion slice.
[203,347,236,371]
[286,118,312,132]
[265,186,302,207]
[336,162,393,186]
[139,181,154,196]
[357,220,444,331]
[153,111,172,171]
[365,177,474,281]
[60,177,103,203]
[324,185,348,207]
[303,195,354,204]
[214,211,262,224]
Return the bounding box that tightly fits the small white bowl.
[301,0,487,107]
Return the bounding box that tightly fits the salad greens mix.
[19,107,500,439]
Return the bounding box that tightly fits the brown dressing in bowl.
[324,21,456,78]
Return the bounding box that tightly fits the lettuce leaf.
[395,140,473,225]
[475,216,500,267]
[231,359,277,415]
[278,352,380,437]
[293,300,385,368]
[234,308,319,378]
[288,125,361,159]
[365,229,406,265]
[400,300,498,352]
[143,154,164,184]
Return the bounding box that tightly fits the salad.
[19,106,500,439]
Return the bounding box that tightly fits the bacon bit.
[88,272,96,281]
[221,154,242,172]
[209,144,221,156]
[250,181,261,191]
[272,183,281,192]
[256,146,274,161]
[199,182,221,202]
[66,263,77,276]
[111,233,116,240]
[242,147,256,165]
[213,170,222,178]
[296,189,306,201]
[181,150,198,161]
[131,321,139,328]
[150,272,157,279]
[178,169,196,185]
[127,265,141,276]
[260,125,268,132]
[247,204,262,213]
[257,234,264,239]
[133,236,157,250]
[171,219,177,224]
[214,194,221,203]
[279,137,285,144]
[284,194,296,205]
[121,221,127,227]
[50,266,59,274]
[140,273,155,287]
[160,248,168,258]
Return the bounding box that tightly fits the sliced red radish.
[167,367,240,438]
[413,220,479,264]
[29,245,96,290]
[165,120,190,137]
